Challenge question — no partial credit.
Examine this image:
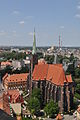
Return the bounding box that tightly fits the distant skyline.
[0,0,80,47]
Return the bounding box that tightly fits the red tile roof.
[3,73,29,83]
[47,64,66,86]
[2,73,8,80]
[66,74,72,83]
[32,64,73,86]
[32,64,49,80]
[1,61,12,66]
[0,93,11,115]
[7,90,20,103]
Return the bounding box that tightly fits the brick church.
[29,30,74,113]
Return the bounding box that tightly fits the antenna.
[59,35,60,49]
[61,40,62,48]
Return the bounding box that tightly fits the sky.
[0,0,80,47]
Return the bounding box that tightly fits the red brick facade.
[31,64,74,112]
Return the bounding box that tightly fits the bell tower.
[31,28,38,76]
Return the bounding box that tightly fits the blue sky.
[0,0,80,46]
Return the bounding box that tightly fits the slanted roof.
[47,64,66,86]
[1,61,12,66]
[32,64,73,86]
[32,64,49,80]
[7,90,20,103]
[10,103,21,115]
[0,93,11,115]
[66,74,72,83]
[3,73,29,83]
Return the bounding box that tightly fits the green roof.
[32,28,36,55]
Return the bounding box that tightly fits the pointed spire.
[32,28,36,55]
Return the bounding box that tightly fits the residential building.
[7,90,24,103]
[0,92,22,120]
[2,73,29,90]
[0,61,12,69]
[12,60,25,70]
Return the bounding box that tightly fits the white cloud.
[13,10,20,15]
[77,5,80,9]
[19,21,25,25]
[75,14,80,18]
[0,30,7,36]
[60,26,64,29]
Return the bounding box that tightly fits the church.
[28,29,74,113]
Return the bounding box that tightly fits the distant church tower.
[29,29,38,93]
[31,29,38,75]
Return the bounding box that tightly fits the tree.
[0,66,12,78]
[66,64,75,76]
[31,88,43,107]
[37,52,43,59]
[44,55,54,64]
[57,55,63,64]
[75,68,80,78]
[44,100,59,118]
[31,88,42,105]
[69,53,74,62]
[28,97,40,115]
[28,88,42,115]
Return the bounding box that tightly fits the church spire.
[32,28,36,55]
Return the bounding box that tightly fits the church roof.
[32,64,73,86]
[66,74,73,83]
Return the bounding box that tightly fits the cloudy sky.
[0,0,80,47]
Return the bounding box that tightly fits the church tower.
[31,28,38,76]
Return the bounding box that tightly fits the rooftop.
[32,64,72,86]
[3,73,29,83]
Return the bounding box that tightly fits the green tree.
[75,68,80,78]
[66,64,75,76]
[57,55,63,64]
[0,66,12,78]
[69,53,74,62]
[31,88,42,107]
[37,52,43,59]
[28,97,40,115]
[44,100,59,118]
[44,55,54,64]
